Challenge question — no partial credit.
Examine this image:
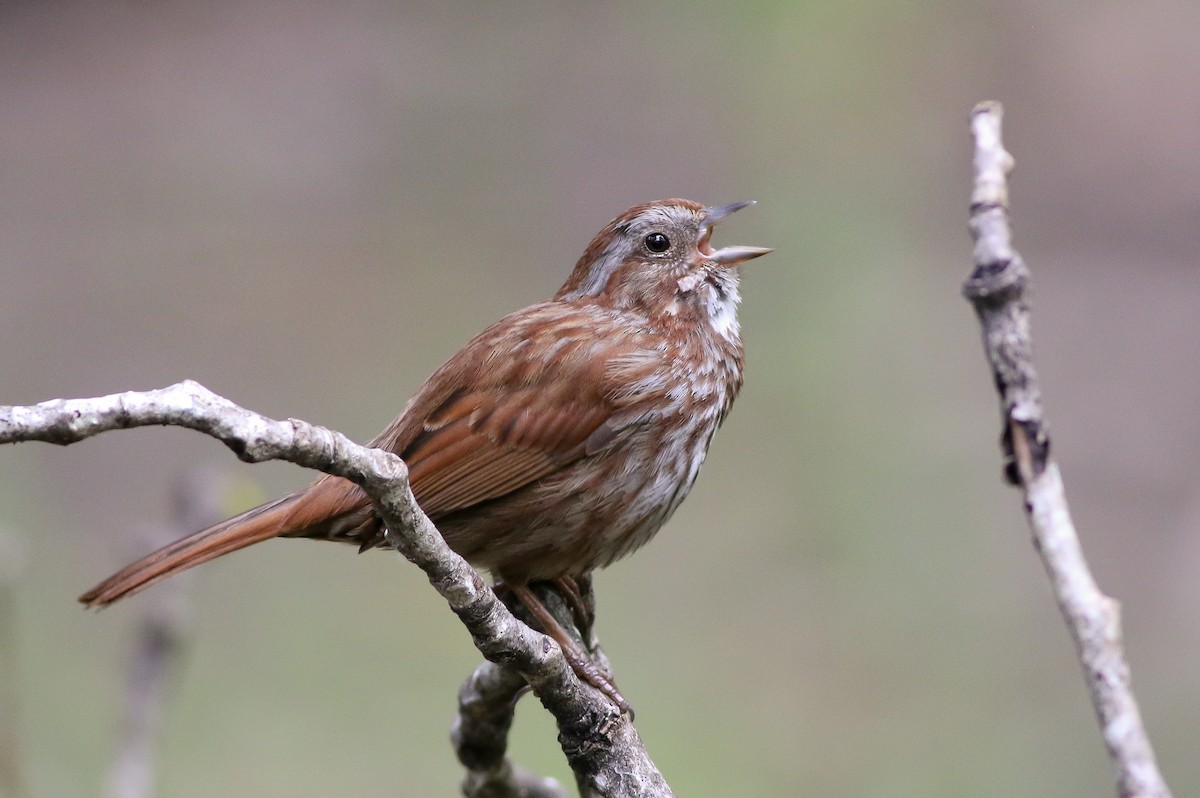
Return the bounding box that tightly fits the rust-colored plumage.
[80,200,771,631]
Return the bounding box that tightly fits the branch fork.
[0,380,671,797]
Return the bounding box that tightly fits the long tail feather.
[79,495,299,607]
[79,476,373,608]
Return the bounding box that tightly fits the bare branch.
[453,579,616,798]
[0,381,672,796]
[455,660,565,798]
[102,535,188,798]
[104,469,226,798]
[0,532,26,798]
[963,101,1173,798]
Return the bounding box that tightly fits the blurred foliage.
[2,1,1199,796]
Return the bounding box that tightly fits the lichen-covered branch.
[963,101,1172,798]
[0,381,672,797]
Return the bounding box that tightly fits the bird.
[80,198,771,708]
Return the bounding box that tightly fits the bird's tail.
[79,477,372,608]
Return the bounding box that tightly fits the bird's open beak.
[698,200,773,265]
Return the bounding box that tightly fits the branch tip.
[963,101,1172,798]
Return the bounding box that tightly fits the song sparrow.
[80,198,771,707]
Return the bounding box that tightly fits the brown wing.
[370,302,657,520]
[77,303,666,606]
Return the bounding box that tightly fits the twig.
[454,660,565,798]
[0,532,26,798]
[104,469,225,798]
[0,381,672,796]
[102,550,186,798]
[963,101,1172,798]
[454,580,612,798]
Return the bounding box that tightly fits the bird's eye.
[644,232,670,253]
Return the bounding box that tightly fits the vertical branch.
[453,580,610,798]
[102,565,187,798]
[454,660,565,798]
[0,532,25,798]
[963,101,1172,798]
[104,469,226,798]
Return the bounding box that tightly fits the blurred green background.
[2,2,1199,796]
